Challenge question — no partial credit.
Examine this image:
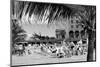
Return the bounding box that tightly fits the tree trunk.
[87,30,95,61]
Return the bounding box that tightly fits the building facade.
[55,15,88,41]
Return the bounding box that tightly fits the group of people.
[13,39,88,58]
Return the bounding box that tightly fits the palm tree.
[72,6,96,61]
[80,6,96,61]
[11,0,27,46]
[11,19,26,54]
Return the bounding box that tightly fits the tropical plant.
[79,6,96,61]
[11,19,26,54]
[71,6,96,61]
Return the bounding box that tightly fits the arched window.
[69,31,74,38]
[80,30,85,38]
[75,31,79,38]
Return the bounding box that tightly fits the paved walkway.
[12,52,87,66]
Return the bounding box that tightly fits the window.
[71,25,74,28]
[75,31,79,38]
[80,30,85,37]
[76,20,79,24]
[71,20,73,24]
[69,31,74,38]
[76,25,79,28]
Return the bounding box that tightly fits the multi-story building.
[69,17,88,40]
[55,16,88,41]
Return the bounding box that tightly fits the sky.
[21,18,70,41]
[22,23,57,37]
